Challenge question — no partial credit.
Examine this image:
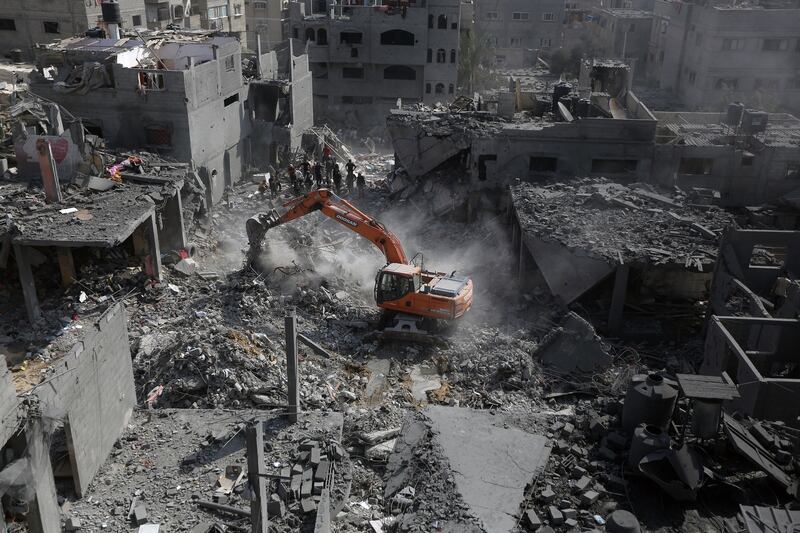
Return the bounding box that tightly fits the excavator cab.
[375,264,420,304]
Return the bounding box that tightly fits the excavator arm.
[246,189,408,265]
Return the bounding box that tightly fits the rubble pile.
[511,179,738,267]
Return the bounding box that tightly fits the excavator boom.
[247,189,407,264]
[246,188,473,326]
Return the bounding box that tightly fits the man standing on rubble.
[313,160,323,189]
[304,168,314,191]
[356,172,366,199]
[325,155,334,184]
[332,163,342,194]
[269,173,281,199]
[287,163,298,191]
[300,158,311,182]
[345,159,356,192]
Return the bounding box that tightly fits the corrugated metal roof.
[740,505,800,533]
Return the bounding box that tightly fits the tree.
[457,30,496,94]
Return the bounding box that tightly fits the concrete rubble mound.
[510,179,736,268]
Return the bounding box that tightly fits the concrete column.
[36,139,62,204]
[13,244,41,322]
[285,308,300,423]
[23,420,60,533]
[246,424,269,533]
[56,247,76,286]
[133,213,163,281]
[608,264,630,336]
[158,192,187,251]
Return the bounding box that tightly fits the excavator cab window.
[376,272,415,303]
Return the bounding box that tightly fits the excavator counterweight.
[246,189,473,324]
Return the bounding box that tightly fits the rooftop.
[596,8,653,17]
[654,111,800,147]
[35,33,238,71]
[510,179,737,267]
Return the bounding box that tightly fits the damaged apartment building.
[27,31,312,204]
[288,0,465,127]
[646,0,800,113]
[0,0,147,60]
[473,0,566,68]
[388,59,800,210]
[0,97,206,532]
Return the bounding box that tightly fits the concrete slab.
[423,406,551,533]
[525,235,614,304]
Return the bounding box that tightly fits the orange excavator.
[246,189,473,335]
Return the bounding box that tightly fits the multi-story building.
[0,0,146,60]
[590,8,653,78]
[473,0,566,68]
[289,0,462,127]
[144,0,202,30]
[197,0,248,42]
[646,0,800,113]
[245,0,289,51]
[29,33,313,203]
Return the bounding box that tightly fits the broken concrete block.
[580,490,600,506]
[573,476,592,492]
[310,447,321,466]
[534,312,611,373]
[565,518,579,528]
[571,465,588,478]
[525,509,542,528]
[606,510,641,532]
[598,446,618,462]
[539,487,556,503]
[314,460,330,482]
[605,432,627,451]
[173,257,198,276]
[267,499,286,517]
[133,505,148,526]
[548,506,564,525]
[535,527,555,533]
[589,418,608,441]
[65,517,82,531]
[300,498,316,514]
[562,508,577,520]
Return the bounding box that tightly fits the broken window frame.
[590,158,638,174]
[437,14,447,29]
[678,157,714,176]
[485,11,499,20]
[763,38,788,51]
[380,29,415,46]
[529,156,558,173]
[436,48,445,63]
[342,67,365,79]
[43,21,60,34]
[786,163,800,179]
[224,56,236,72]
[340,31,363,45]
[542,12,555,22]
[434,82,444,94]
[512,12,529,20]
[383,65,416,81]
[0,18,15,31]
[138,72,166,92]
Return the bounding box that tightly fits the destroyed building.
[27,32,313,204]
[388,60,658,210]
[288,0,463,127]
[646,0,800,113]
[0,0,147,61]
[144,0,204,31]
[473,0,566,67]
[246,0,289,52]
[389,60,800,210]
[589,8,653,79]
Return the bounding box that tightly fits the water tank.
[559,95,574,114]
[606,510,642,533]
[691,399,722,439]
[85,27,106,38]
[725,102,744,127]
[575,98,591,118]
[101,0,122,24]
[742,109,769,135]
[628,424,670,467]
[622,373,678,433]
[552,82,572,112]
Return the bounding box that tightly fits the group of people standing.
[287,148,366,198]
[258,146,367,201]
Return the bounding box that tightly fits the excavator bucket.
[245,209,282,262]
